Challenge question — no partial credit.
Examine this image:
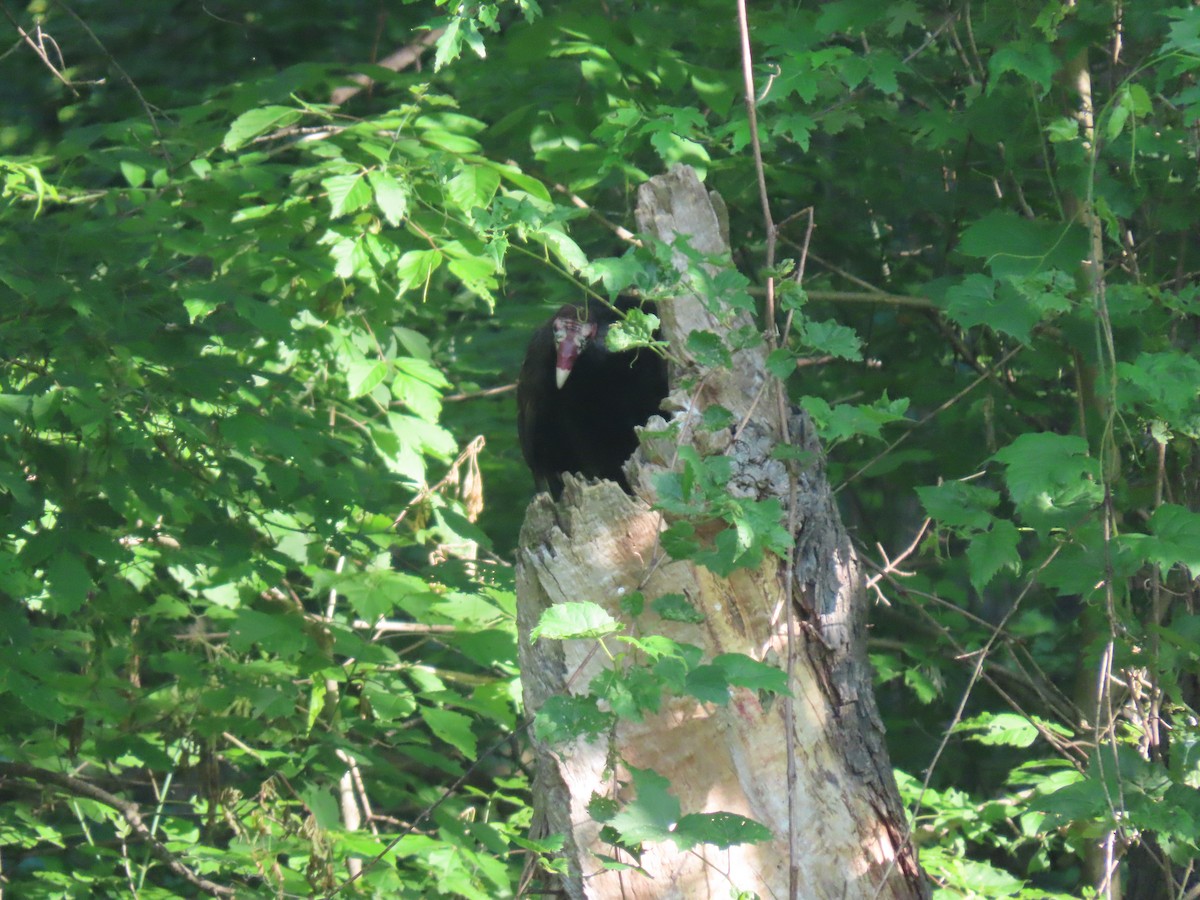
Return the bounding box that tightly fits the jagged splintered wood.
[516,166,927,899]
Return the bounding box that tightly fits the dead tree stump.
[516,165,927,899]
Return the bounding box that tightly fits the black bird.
[517,297,669,498]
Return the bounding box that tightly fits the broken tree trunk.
[516,165,927,899]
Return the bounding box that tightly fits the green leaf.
[684,664,730,705]
[530,602,621,641]
[671,811,772,850]
[590,666,662,720]
[619,590,645,617]
[222,105,302,151]
[1166,8,1200,55]
[659,520,702,560]
[588,794,619,823]
[306,680,326,733]
[229,609,312,659]
[816,1,879,35]
[1141,505,1200,578]
[119,160,146,188]
[690,67,736,116]
[301,786,342,830]
[447,164,501,213]
[650,593,705,624]
[992,433,1103,533]
[1030,775,1105,825]
[801,394,909,444]
[606,308,661,352]
[691,528,749,577]
[944,274,997,328]
[534,695,615,743]
[799,319,862,360]
[1118,351,1200,435]
[988,40,1058,95]
[1045,116,1080,143]
[966,519,1020,592]
[916,481,1000,532]
[618,636,702,667]
[392,356,449,422]
[1041,523,1142,597]
[433,16,467,70]
[766,347,798,379]
[700,405,734,431]
[685,330,731,368]
[183,295,220,323]
[866,50,905,95]
[532,226,588,273]
[315,569,432,622]
[609,766,679,844]
[582,255,642,294]
[368,171,409,226]
[447,254,499,305]
[922,852,1029,896]
[956,712,1039,748]
[945,271,1071,342]
[421,707,478,758]
[486,160,551,201]
[722,497,793,571]
[45,553,92,615]
[1106,85,1153,142]
[959,212,1089,278]
[712,653,788,696]
[346,359,389,399]
[396,249,444,293]
[323,172,372,218]
[904,667,940,704]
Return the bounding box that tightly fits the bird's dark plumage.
[517,297,668,498]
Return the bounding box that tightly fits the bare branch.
[838,345,1024,491]
[54,0,167,152]
[330,29,444,106]
[553,184,641,245]
[735,0,777,342]
[0,3,78,95]
[0,762,236,897]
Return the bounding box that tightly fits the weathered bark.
[516,166,926,899]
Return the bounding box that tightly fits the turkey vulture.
[517,297,669,498]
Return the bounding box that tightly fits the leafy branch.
[0,762,237,897]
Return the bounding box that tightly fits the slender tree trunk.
[517,166,926,899]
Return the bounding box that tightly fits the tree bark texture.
[516,166,927,899]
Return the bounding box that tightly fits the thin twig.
[55,0,167,152]
[806,289,937,309]
[354,619,456,633]
[554,184,641,245]
[329,28,444,106]
[326,725,533,896]
[443,383,516,402]
[735,0,778,344]
[0,762,236,897]
[734,5,801,896]
[871,543,1066,897]
[866,571,1084,735]
[838,345,1024,491]
[0,4,78,94]
[863,518,930,595]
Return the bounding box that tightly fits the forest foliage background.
[2,0,1199,896]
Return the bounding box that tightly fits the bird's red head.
[552,308,598,389]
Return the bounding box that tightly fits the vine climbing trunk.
[516,166,926,899]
